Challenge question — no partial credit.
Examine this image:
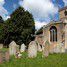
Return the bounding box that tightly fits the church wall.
[43,27,50,45]
[65,24,67,50]
[42,6,67,53]
[43,24,63,52]
[43,24,62,44]
[56,24,62,44]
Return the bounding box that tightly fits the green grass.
[0,52,67,67]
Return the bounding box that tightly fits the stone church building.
[35,6,67,53]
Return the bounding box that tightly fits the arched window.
[50,26,57,42]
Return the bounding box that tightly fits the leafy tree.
[0,16,5,43]
[4,7,35,46]
[3,19,15,46]
[0,16,4,23]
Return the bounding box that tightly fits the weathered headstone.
[20,43,26,52]
[5,51,10,62]
[42,40,50,57]
[9,41,19,55]
[0,53,2,63]
[65,49,67,53]
[0,44,3,49]
[61,43,65,53]
[53,44,62,53]
[37,43,42,52]
[61,46,65,53]
[16,45,19,52]
[0,49,10,63]
[28,41,37,58]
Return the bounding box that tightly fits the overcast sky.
[0,0,67,30]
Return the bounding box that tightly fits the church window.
[50,26,57,42]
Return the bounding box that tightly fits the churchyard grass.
[0,52,67,67]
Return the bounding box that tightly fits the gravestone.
[5,51,10,62]
[0,44,3,49]
[0,49,10,63]
[53,44,62,53]
[20,43,26,52]
[28,41,37,58]
[42,40,50,57]
[9,41,19,55]
[37,43,42,52]
[61,46,65,53]
[0,53,2,63]
[65,49,67,53]
[61,43,65,53]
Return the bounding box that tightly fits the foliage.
[2,7,35,46]
[0,16,4,23]
[0,17,5,43]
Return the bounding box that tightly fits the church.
[35,6,67,53]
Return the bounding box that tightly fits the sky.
[0,0,67,30]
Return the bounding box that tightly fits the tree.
[3,19,15,46]
[0,16,5,43]
[4,7,35,46]
[0,16,4,23]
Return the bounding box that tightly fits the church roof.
[35,27,43,35]
[59,6,67,12]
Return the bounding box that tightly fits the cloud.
[19,0,58,29]
[35,21,47,30]
[4,15,10,20]
[19,0,23,6]
[0,0,9,20]
[19,0,58,22]
[0,0,5,5]
[63,0,67,6]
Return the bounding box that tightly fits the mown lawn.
[0,52,67,67]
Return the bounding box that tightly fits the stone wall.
[59,9,67,19]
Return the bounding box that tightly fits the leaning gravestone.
[0,44,3,49]
[42,40,50,57]
[20,43,26,52]
[9,41,19,55]
[28,41,37,58]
